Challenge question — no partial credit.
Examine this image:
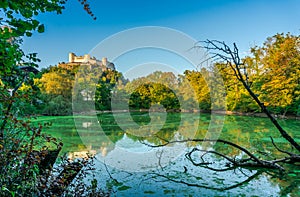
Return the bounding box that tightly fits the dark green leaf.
[37,24,44,33]
[25,32,32,37]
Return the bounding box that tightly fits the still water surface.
[34,112,300,196]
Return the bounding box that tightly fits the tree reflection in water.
[41,113,300,196]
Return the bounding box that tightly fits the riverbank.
[71,109,300,120]
[221,110,300,120]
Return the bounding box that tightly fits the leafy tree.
[251,33,300,115]
[35,67,74,115]
[176,74,198,110]
[147,71,179,90]
[216,62,260,112]
[184,69,211,110]
[125,71,182,111]
[0,1,108,196]
[37,67,74,97]
[95,80,113,110]
[129,82,180,111]
[94,69,124,110]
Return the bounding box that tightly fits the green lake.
[32,112,300,196]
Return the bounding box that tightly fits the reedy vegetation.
[0,0,108,196]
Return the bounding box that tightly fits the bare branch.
[141,138,288,171]
[200,40,300,153]
[150,170,262,191]
[270,136,294,156]
[141,138,262,164]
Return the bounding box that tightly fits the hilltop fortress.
[58,53,115,71]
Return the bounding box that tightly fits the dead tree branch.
[198,40,300,153]
[141,138,291,171]
[149,170,263,191]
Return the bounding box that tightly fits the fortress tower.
[102,57,107,66]
[69,52,75,63]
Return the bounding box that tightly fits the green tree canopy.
[252,33,300,115]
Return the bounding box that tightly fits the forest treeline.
[18,33,300,116]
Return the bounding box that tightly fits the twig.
[104,162,119,184]
[270,136,293,156]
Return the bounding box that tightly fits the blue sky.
[22,0,300,74]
